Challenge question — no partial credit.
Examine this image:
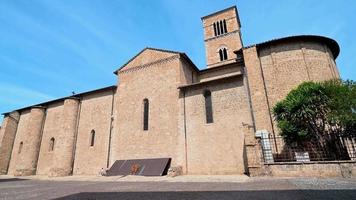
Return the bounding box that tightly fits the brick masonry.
[0,6,345,177]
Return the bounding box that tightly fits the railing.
[261,135,356,163]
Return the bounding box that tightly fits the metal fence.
[261,135,356,163]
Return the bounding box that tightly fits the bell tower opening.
[201,6,243,68]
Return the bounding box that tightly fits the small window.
[18,142,23,154]
[204,90,213,124]
[90,130,95,146]
[219,49,223,61]
[219,20,224,34]
[223,19,227,33]
[49,138,55,151]
[213,22,217,36]
[216,21,221,35]
[213,19,227,37]
[223,48,228,60]
[143,99,149,131]
[219,48,228,61]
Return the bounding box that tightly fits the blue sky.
[0,0,355,121]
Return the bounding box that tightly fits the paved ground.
[0,175,356,200]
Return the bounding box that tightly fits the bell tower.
[202,6,243,68]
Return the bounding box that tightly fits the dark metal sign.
[106,158,171,176]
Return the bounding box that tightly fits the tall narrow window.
[223,48,228,60]
[204,90,213,123]
[223,19,227,33]
[216,21,221,35]
[219,20,224,34]
[143,99,149,131]
[49,138,55,152]
[18,142,23,154]
[90,130,95,146]
[213,22,217,36]
[219,49,223,61]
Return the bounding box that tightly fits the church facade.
[0,6,340,176]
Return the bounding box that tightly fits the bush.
[273,80,356,155]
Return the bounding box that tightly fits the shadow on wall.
[54,190,356,200]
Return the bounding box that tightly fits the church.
[0,6,340,176]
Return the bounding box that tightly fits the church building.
[0,6,340,176]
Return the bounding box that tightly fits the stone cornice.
[204,30,239,42]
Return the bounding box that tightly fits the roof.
[242,35,340,58]
[178,73,243,90]
[2,85,117,115]
[201,6,241,28]
[113,47,200,74]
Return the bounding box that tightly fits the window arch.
[18,141,23,154]
[216,21,221,35]
[213,22,217,36]
[219,49,223,61]
[49,137,55,152]
[143,99,149,131]
[223,19,227,33]
[90,130,95,146]
[223,48,228,60]
[213,19,228,37]
[203,90,213,124]
[219,20,224,34]
[219,48,228,61]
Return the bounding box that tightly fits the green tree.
[273,80,356,159]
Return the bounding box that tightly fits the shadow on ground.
[54,190,356,200]
[0,178,28,183]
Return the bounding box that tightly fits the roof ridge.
[114,47,183,74]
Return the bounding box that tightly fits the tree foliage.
[273,80,356,150]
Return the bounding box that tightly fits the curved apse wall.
[257,38,340,109]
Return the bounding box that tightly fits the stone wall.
[7,110,31,174]
[263,162,356,178]
[112,53,183,169]
[48,98,79,176]
[14,107,46,176]
[36,102,64,175]
[199,65,243,82]
[183,75,253,174]
[0,112,20,174]
[73,90,115,175]
[258,41,339,111]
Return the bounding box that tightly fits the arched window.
[204,90,213,123]
[213,22,217,36]
[223,48,228,60]
[223,19,227,33]
[143,99,149,131]
[219,20,224,34]
[219,49,223,61]
[18,142,23,154]
[90,130,95,146]
[49,138,55,152]
[216,21,221,35]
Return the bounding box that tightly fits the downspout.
[107,88,115,168]
[70,97,82,175]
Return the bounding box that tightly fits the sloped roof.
[114,47,199,74]
[2,85,117,115]
[242,35,340,58]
